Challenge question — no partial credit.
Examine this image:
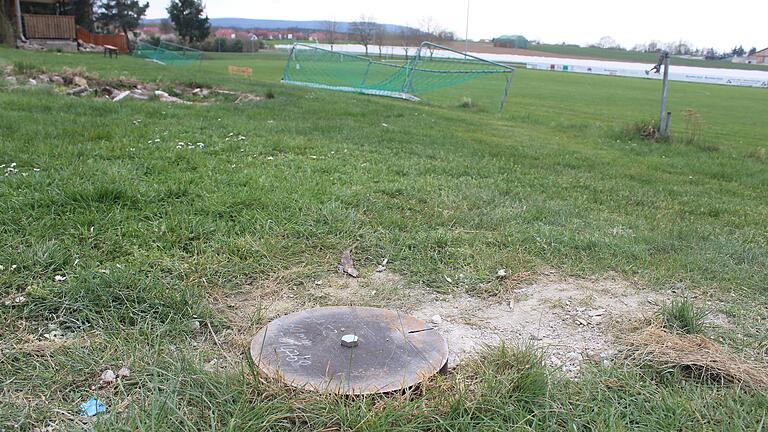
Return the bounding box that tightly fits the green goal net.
[282,42,515,111]
[134,41,203,66]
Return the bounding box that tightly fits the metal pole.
[658,52,670,135]
[465,0,470,58]
[498,71,514,113]
[15,0,28,42]
[282,45,296,81]
[361,61,372,86]
[403,44,423,94]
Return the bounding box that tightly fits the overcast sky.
[145,0,766,51]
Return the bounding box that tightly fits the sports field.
[1,48,767,430]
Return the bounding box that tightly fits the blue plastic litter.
[80,398,107,416]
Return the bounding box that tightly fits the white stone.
[100,369,116,384]
[112,91,131,102]
[431,314,443,324]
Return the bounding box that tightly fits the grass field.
[1,48,767,431]
[530,43,768,71]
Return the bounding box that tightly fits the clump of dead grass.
[623,323,768,389]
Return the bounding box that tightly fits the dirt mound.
[2,66,264,104]
[210,269,672,378]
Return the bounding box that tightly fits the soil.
[211,268,673,378]
[409,275,665,376]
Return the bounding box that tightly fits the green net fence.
[282,42,515,111]
[134,41,203,66]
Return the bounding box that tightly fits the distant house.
[493,35,528,49]
[214,28,236,39]
[752,47,768,64]
[736,48,768,64]
[141,26,160,37]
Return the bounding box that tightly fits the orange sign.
[228,65,253,78]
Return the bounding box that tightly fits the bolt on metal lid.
[340,334,359,347]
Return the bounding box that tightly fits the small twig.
[206,320,233,364]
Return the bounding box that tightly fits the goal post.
[282,42,515,111]
[134,41,203,66]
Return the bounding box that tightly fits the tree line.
[68,0,210,50]
[589,36,760,60]
[329,15,457,58]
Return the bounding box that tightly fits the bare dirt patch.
[211,269,671,378]
[409,274,667,376]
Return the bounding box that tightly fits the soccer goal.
[134,41,203,66]
[282,42,515,112]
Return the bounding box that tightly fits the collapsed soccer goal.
[282,42,515,111]
[134,41,203,66]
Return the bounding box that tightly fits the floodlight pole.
[465,0,470,58]
[657,52,671,136]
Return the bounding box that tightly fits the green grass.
[659,298,710,334]
[1,48,767,430]
[531,43,768,70]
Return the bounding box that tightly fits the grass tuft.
[13,60,44,76]
[615,119,668,142]
[747,147,766,162]
[658,298,709,334]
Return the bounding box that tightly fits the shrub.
[458,97,474,109]
[147,35,162,47]
[615,119,667,142]
[679,108,709,148]
[747,147,766,162]
[229,39,243,53]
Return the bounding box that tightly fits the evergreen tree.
[167,0,210,44]
[96,0,149,45]
[71,0,95,31]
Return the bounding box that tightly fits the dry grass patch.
[623,324,768,389]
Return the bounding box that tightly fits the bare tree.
[399,27,412,59]
[436,30,455,41]
[323,20,337,50]
[350,15,376,56]
[418,16,437,42]
[593,36,619,49]
[373,23,388,58]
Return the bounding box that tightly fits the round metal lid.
[250,306,448,394]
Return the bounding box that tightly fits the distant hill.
[141,18,416,34]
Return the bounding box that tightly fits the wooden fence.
[22,14,75,39]
[76,27,129,53]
